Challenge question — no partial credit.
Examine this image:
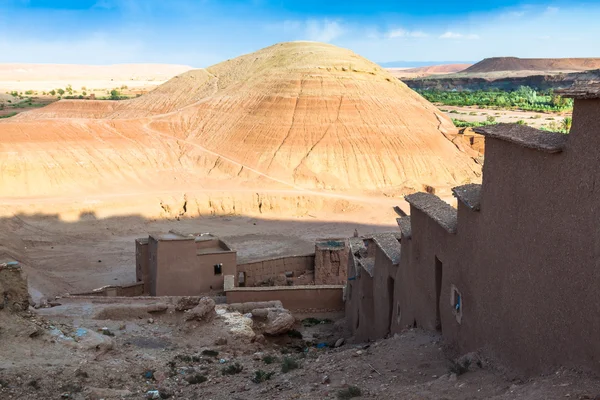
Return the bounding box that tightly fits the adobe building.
[314,239,349,285]
[136,232,236,296]
[348,84,600,375]
[345,233,401,342]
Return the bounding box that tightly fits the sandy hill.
[0,42,479,216]
[464,57,600,73]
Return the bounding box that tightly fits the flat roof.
[452,184,482,211]
[474,124,567,153]
[315,239,347,250]
[373,233,401,265]
[151,232,193,241]
[556,83,600,99]
[405,192,457,234]
[396,216,412,239]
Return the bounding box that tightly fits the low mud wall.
[225,285,344,312]
[237,254,315,286]
[72,282,145,297]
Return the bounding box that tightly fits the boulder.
[227,301,283,314]
[263,310,295,336]
[175,296,201,311]
[251,307,287,319]
[184,297,216,321]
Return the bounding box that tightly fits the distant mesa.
[0,41,480,207]
[463,57,600,73]
[387,63,472,78]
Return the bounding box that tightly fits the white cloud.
[545,6,559,14]
[274,18,345,42]
[304,19,345,42]
[386,28,428,39]
[439,31,479,40]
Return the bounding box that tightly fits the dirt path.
[441,105,570,129]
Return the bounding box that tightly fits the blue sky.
[1,0,599,66]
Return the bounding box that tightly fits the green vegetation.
[540,117,572,134]
[262,355,277,364]
[185,374,207,384]
[287,329,303,339]
[251,370,275,384]
[0,112,17,119]
[301,317,333,327]
[281,357,299,373]
[418,86,573,112]
[451,118,497,128]
[221,363,244,375]
[337,386,362,399]
[57,88,65,96]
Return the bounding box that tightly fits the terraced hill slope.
[1,42,480,216]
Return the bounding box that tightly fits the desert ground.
[0,63,193,93]
[386,64,472,79]
[2,43,598,399]
[3,297,600,400]
[440,105,571,129]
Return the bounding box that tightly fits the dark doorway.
[435,256,443,332]
[387,277,395,334]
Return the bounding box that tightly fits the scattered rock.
[252,334,266,344]
[334,338,345,348]
[148,318,154,324]
[175,296,201,311]
[228,301,283,314]
[263,310,295,336]
[87,386,132,399]
[214,337,228,346]
[321,375,330,384]
[184,297,216,322]
[251,307,287,319]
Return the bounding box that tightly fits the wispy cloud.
[273,18,346,42]
[386,28,428,39]
[439,31,480,40]
[304,19,345,42]
[545,6,559,14]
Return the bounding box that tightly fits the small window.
[450,285,463,324]
[214,263,222,275]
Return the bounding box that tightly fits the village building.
[347,84,600,375]
[345,233,400,341]
[314,239,349,285]
[136,231,236,296]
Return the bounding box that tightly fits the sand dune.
[1,42,480,217]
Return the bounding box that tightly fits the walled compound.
[346,84,600,375]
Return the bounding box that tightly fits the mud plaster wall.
[354,270,375,342]
[150,239,236,296]
[372,244,398,339]
[71,282,145,297]
[392,208,455,335]
[386,98,600,375]
[237,255,314,287]
[135,239,150,295]
[226,286,344,311]
[345,256,360,335]
[315,245,349,285]
[0,266,30,311]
